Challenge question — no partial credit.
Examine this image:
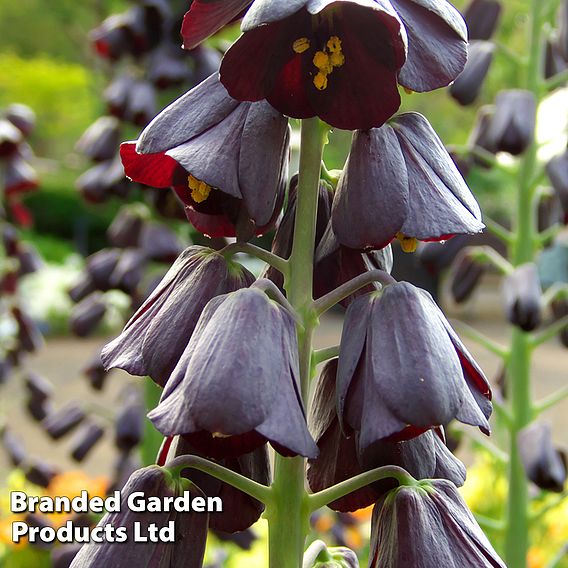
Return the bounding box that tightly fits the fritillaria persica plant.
[69,1,510,566]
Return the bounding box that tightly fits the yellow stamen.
[187,174,212,204]
[330,51,345,68]
[327,36,342,53]
[396,232,418,253]
[313,72,328,91]
[293,37,311,54]
[313,51,332,73]
[403,87,414,95]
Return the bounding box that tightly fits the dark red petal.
[185,207,238,238]
[120,141,178,188]
[181,0,252,50]
[308,9,405,129]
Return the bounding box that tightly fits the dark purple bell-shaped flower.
[307,359,466,512]
[5,103,36,137]
[546,151,568,223]
[332,113,483,252]
[107,206,145,248]
[369,479,506,567]
[449,248,487,304]
[215,0,467,130]
[69,466,207,568]
[70,420,106,462]
[42,403,86,440]
[149,287,318,459]
[76,155,130,204]
[102,246,255,387]
[70,292,107,337]
[76,116,121,162]
[503,263,542,332]
[485,90,536,155]
[450,41,495,106]
[463,0,502,40]
[120,74,289,239]
[518,421,567,493]
[337,282,492,452]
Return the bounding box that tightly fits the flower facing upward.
[219,0,407,130]
[120,74,290,238]
[149,287,318,459]
[337,282,492,452]
[332,113,484,252]
[369,480,506,567]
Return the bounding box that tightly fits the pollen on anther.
[313,72,328,91]
[313,51,332,73]
[293,37,311,54]
[188,174,212,204]
[396,232,418,253]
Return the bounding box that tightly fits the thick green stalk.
[504,0,544,564]
[267,118,327,568]
[141,378,164,466]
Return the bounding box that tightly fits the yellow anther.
[313,72,328,91]
[330,51,345,68]
[403,87,414,95]
[313,51,332,73]
[396,232,418,253]
[327,36,342,53]
[293,37,311,54]
[187,174,211,204]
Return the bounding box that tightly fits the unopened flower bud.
[25,371,54,402]
[82,349,109,391]
[1,426,26,467]
[26,459,59,487]
[115,395,144,452]
[76,116,121,162]
[70,421,106,462]
[449,249,486,303]
[12,307,43,353]
[503,263,542,331]
[107,207,145,248]
[5,103,36,137]
[17,244,43,276]
[546,152,568,223]
[303,540,359,568]
[518,421,567,492]
[450,41,495,106]
[486,90,536,155]
[139,223,183,263]
[70,292,107,337]
[463,0,502,40]
[126,80,157,127]
[551,299,568,348]
[42,403,86,440]
[109,249,147,294]
[86,249,121,291]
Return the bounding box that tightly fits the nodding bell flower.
[463,0,502,41]
[502,263,542,332]
[102,246,255,387]
[485,90,536,155]
[218,0,467,130]
[449,249,487,304]
[449,41,495,106]
[69,466,208,568]
[518,421,567,493]
[337,282,492,452]
[369,480,506,567]
[332,113,483,252]
[307,359,466,512]
[546,151,568,223]
[149,287,318,459]
[76,116,121,163]
[120,74,290,239]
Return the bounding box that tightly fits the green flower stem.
[471,245,514,275]
[267,117,328,568]
[474,513,506,533]
[531,315,568,347]
[166,455,272,504]
[251,279,300,324]
[307,466,417,513]
[537,223,561,246]
[141,378,165,467]
[312,269,396,316]
[484,217,515,245]
[541,282,568,307]
[505,1,546,563]
[220,242,289,278]
[450,320,509,359]
[312,345,340,366]
[534,385,568,415]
